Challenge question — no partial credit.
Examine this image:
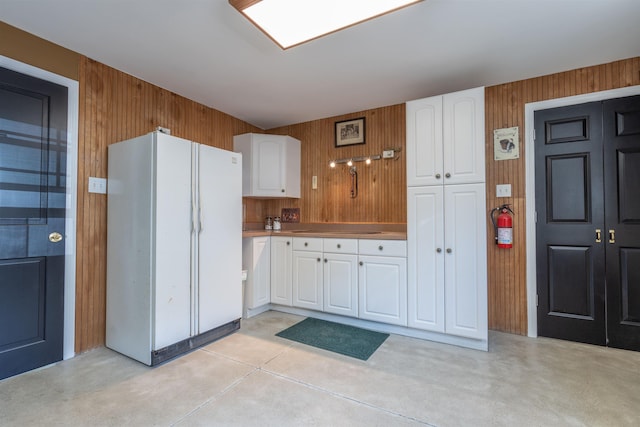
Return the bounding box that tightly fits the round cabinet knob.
[337,244,341,249]
[378,245,383,251]
[324,258,328,263]
[359,261,363,266]
[317,258,321,262]
[286,241,290,245]
[436,248,442,253]
[435,173,441,179]
[445,173,451,178]
[446,248,452,253]
[304,242,308,247]
[281,189,285,193]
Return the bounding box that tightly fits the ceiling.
[2,0,640,129]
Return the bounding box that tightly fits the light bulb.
[365,158,372,165]
[329,160,336,168]
[347,159,353,166]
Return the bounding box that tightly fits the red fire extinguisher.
[490,204,514,248]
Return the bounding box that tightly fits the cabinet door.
[245,237,271,309]
[254,135,286,197]
[283,136,301,198]
[271,237,293,306]
[444,183,487,340]
[407,186,445,332]
[292,251,323,310]
[442,87,485,185]
[358,256,407,326]
[323,254,358,317]
[406,96,443,187]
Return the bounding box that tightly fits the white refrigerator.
[106,131,242,365]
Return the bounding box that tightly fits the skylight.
[230,0,423,49]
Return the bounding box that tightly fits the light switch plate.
[496,184,511,198]
[88,177,107,194]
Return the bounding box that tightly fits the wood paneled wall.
[48,53,640,351]
[75,57,260,352]
[485,57,640,335]
[255,105,406,224]
[0,21,79,80]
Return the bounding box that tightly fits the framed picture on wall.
[335,117,365,147]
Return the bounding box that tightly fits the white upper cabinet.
[407,87,485,186]
[406,95,443,187]
[233,133,301,198]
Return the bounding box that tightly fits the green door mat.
[276,317,389,360]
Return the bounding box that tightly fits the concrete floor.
[1,311,639,426]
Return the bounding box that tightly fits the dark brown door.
[535,101,606,346]
[0,66,67,380]
[536,95,640,351]
[604,96,640,351]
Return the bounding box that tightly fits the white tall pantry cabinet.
[406,87,488,349]
[106,131,243,365]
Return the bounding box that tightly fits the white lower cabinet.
[323,239,358,317]
[292,238,323,311]
[270,236,293,306]
[358,241,408,326]
[407,184,487,341]
[443,183,487,340]
[242,236,271,310]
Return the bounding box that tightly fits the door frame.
[0,55,78,359]
[525,84,640,337]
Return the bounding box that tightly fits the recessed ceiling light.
[230,0,423,49]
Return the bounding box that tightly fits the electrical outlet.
[312,175,318,189]
[382,150,395,158]
[496,184,511,197]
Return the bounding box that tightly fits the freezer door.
[153,133,193,350]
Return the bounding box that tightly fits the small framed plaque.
[494,126,520,161]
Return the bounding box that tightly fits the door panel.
[0,258,45,350]
[535,101,606,346]
[604,95,640,351]
[547,154,590,222]
[0,66,67,380]
[546,246,594,318]
[617,150,640,223]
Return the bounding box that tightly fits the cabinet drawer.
[323,238,358,254]
[293,237,323,252]
[359,240,407,257]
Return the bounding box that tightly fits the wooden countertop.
[242,225,407,240]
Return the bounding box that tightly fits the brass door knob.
[49,232,63,243]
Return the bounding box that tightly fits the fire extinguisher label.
[498,228,512,245]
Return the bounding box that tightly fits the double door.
[535,95,640,351]
[407,184,487,339]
